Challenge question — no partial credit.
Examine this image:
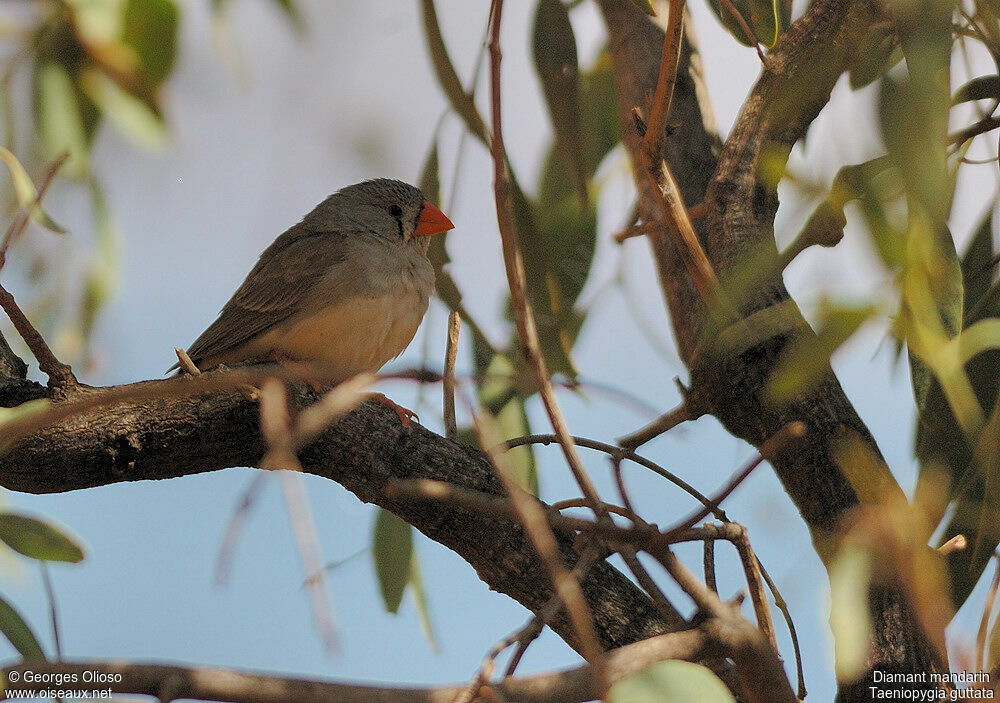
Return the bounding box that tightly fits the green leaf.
[81,181,118,339]
[372,508,412,614]
[80,68,168,149]
[953,75,1000,105]
[511,183,578,379]
[705,0,787,48]
[419,0,487,145]
[34,62,90,178]
[767,301,879,403]
[879,76,952,225]
[849,24,902,90]
[408,551,438,650]
[532,0,585,203]
[417,142,496,362]
[121,0,179,86]
[961,206,998,321]
[0,593,45,659]
[608,661,735,703]
[829,544,874,681]
[578,50,620,178]
[0,512,85,563]
[0,147,66,234]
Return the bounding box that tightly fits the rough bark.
[599,0,943,698]
[0,352,674,655]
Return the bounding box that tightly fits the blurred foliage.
[736,0,1000,616]
[607,660,736,702]
[0,507,86,661]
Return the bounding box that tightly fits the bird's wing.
[182,228,350,368]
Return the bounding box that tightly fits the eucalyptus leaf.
[80,68,168,149]
[705,0,787,48]
[0,147,66,233]
[961,207,998,320]
[0,512,85,563]
[121,0,179,86]
[849,24,902,90]
[952,75,1000,105]
[608,661,735,703]
[0,593,45,659]
[408,551,439,650]
[419,0,487,145]
[532,0,585,203]
[372,508,413,614]
[34,62,90,177]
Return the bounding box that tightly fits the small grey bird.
[178,178,454,424]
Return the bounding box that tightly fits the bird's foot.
[369,392,419,431]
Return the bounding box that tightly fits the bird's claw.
[369,393,419,431]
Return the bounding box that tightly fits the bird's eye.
[389,204,403,219]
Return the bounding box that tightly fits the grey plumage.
[176,179,442,377]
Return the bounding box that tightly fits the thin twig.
[635,5,727,317]
[279,470,339,655]
[938,534,967,555]
[618,402,696,450]
[486,0,605,519]
[715,0,767,61]
[469,401,607,692]
[703,537,717,593]
[642,0,686,154]
[443,311,460,441]
[214,472,269,587]
[662,422,805,541]
[503,433,726,520]
[0,152,68,271]
[40,561,61,660]
[0,282,76,389]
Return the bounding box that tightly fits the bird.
[176,178,454,426]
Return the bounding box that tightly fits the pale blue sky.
[1,1,996,701]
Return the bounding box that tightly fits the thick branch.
[0,370,672,655]
[599,0,943,697]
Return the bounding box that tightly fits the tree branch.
[598,0,943,697]
[0,364,673,656]
[1,629,715,703]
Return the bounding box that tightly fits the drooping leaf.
[961,206,998,321]
[849,24,903,90]
[419,0,487,145]
[578,49,620,178]
[80,180,118,339]
[0,147,66,234]
[0,512,85,563]
[0,593,45,659]
[121,0,179,86]
[80,68,168,149]
[510,181,578,379]
[767,301,879,403]
[608,661,735,702]
[417,142,496,362]
[34,62,90,177]
[952,75,1000,105]
[829,543,873,682]
[372,508,412,614]
[532,0,585,203]
[879,77,952,226]
[705,0,787,48]
[408,551,438,650]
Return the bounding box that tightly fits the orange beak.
[414,200,455,237]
